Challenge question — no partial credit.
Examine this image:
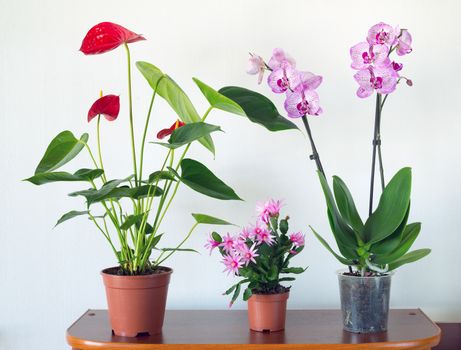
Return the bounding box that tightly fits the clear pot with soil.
[338,270,393,333]
[101,266,173,337]
[247,287,290,332]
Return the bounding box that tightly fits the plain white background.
[1,0,460,349]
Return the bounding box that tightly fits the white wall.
[1,0,460,349]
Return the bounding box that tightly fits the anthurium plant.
[25,22,293,276]
[206,200,306,306]
[215,22,430,277]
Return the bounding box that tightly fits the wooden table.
[67,309,441,349]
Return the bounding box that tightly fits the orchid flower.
[246,54,266,84]
[284,87,322,118]
[367,22,397,46]
[267,48,296,70]
[396,29,413,56]
[350,42,390,70]
[354,65,398,98]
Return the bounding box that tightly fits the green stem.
[155,222,199,266]
[124,43,138,187]
[96,115,107,183]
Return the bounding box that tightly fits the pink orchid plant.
[207,200,306,306]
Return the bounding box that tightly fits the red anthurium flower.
[88,95,120,122]
[157,120,185,139]
[80,22,145,55]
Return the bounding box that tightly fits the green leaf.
[136,61,215,154]
[25,168,104,185]
[310,226,354,265]
[333,176,364,234]
[120,214,145,230]
[218,86,299,132]
[370,204,410,255]
[148,170,176,183]
[192,213,235,225]
[363,167,412,244]
[154,122,222,149]
[150,234,163,247]
[179,158,242,200]
[279,219,289,234]
[55,210,88,227]
[373,223,421,265]
[231,283,241,305]
[388,249,431,271]
[317,172,358,249]
[157,247,199,253]
[243,287,253,301]
[68,177,132,204]
[281,267,306,274]
[211,231,222,243]
[268,265,278,281]
[224,283,238,296]
[279,277,296,282]
[35,131,88,174]
[193,78,246,115]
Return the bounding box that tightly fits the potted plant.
[25,21,250,337]
[211,23,430,334]
[206,200,307,332]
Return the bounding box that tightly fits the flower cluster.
[246,49,323,118]
[207,200,306,305]
[350,22,413,98]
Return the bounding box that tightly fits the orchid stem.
[124,43,138,187]
[301,115,325,177]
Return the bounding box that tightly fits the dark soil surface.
[343,271,389,277]
[252,284,291,295]
[103,266,171,276]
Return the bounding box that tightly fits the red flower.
[88,95,120,122]
[157,120,185,139]
[79,22,145,55]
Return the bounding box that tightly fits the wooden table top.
[67,309,441,349]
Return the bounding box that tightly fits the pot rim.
[336,268,394,279]
[249,290,290,302]
[101,265,173,279]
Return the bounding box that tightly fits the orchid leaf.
[388,249,431,271]
[333,175,364,234]
[35,131,89,174]
[218,86,298,131]
[310,226,354,265]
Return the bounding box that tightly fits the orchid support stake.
[301,115,325,177]
[368,93,383,216]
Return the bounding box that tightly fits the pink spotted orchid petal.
[296,71,323,91]
[267,65,300,93]
[246,54,266,84]
[353,66,398,98]
[350,42,391,70]
[367,22,397,46]
[396,29,412,56]
[284,89,321,118]
[268,48,296,70]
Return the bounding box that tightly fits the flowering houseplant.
[207,200,306,331]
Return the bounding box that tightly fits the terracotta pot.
[247,292,289,332]
[101,266,173,337]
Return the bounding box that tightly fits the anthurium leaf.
[363,167,412,244]
[151,234,163,247]
[68,176,133,203]
[148,170,176,183]
[388,249,431,271]
[192,213,235,225]
[310,226,354,265]
[120,214,145,230]
[281,267,306,274]
[333,175,364,235]
[317,171,358,249]
[218,86,298,132]
[55,210,88,227]
[153,122,222,149]
[243,287,253,301]
[179,158,242,200]
[35,131,88,174]
[370,204,410,255]
[372,223,421,265]
[25,168,104,185]
[136,61,215,154]
[193,78,245,116]
[104,185,164,201]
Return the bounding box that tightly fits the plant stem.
[368,93,383,216]
[96,115,107,183]
[301,115,325,177]
[155,222,199,266]
[124,43,138,187]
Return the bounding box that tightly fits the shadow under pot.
[101,266,173,337]
[247,291,289,332]
[338,270,393,333]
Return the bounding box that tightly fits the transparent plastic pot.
[337,270,393,333]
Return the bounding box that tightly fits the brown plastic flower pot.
[247,291,289,332]
[101,266,173,337]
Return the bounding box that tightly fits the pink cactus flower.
[267,64,301,93]
[353,65,398,98]
[233,237,247,252]
[256,199,283,224]
[239,243,259,266]
[204,234,220,255]
[252,222,275,246]
[396,29,412,56]
[268,48,296,70]
[367,22,397,46]
[289,232,305,248]
[246,54,266,84]
[350,42,390,70]
[284,87,322,118]
[239,226,253,240]
[220,233,236,253]
[222,253,242,276]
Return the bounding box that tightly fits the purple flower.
[239,243,259,266]
[353,66,398,98]
[204,234,220,255]
[284,87,322,118]
[267,64,300,94]
[251,222,275,246]
[391,61,403,72]
[350,42,390,70]
[267,48,296,70]
[367,22,397,46]
[219,233,236,253]
[239,226,253,240]
[289,232,305,248]
[256,199,283,224]
[246,54,266,84]
[222,253,242,276]
[396,29,412,56]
